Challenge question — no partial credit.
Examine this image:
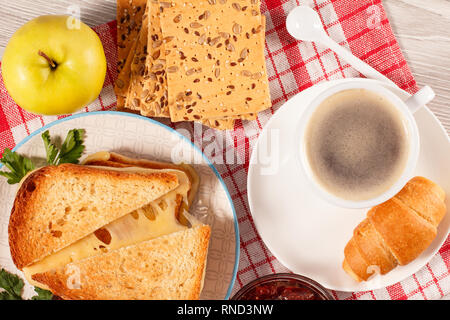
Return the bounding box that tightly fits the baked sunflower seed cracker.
[128,0,254,124]
[124,0,258,129]
[126,0,171,117]
[116,0,147,74]
[115,0,147,109]
[115,39,139,110]
[159,0,271,122]
[125,5,154,112]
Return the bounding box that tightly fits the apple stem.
[38,50,57,69]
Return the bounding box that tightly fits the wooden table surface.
[0,0,449,299]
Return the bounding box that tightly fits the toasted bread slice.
[23,167,193,286]
[9,164,180,270]
[32,225,211,300]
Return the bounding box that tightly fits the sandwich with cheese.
[8,152,211,300]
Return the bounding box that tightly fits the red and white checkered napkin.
[0,0,448,300]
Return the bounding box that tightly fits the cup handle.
[405,86,435,113]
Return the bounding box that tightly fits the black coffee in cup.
[305,89,409,201]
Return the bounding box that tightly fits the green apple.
[2,15,107,115]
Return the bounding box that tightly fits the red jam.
[238,279,324,300]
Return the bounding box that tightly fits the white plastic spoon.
[285,5,435,110]
[286,6,398,86]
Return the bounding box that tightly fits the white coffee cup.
[296,79,435,209]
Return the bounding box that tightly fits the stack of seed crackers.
[115,0,272,130]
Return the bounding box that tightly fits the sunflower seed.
[208,0,216,4]
[145,94,156,103]
[232,3,241,11]
[186,68,196,76]
[116,79,124,88]
[151,63,164,71]
[219,32,230,39]
[190,22,203,28]
[226,43,235,52]
[152,50,161,60]
[215,68,220,78]
[168,66,179,73]
[241,70,252,77]
[240,48,249,60]
[251,72,262,79]
[233,23,242,34]
[153,40,162,48]
[154,102,161,114]
[198,33,206,44]
[173,14,182,23]
[160,2,172,8]
[209,36,221,46]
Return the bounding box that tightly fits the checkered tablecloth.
[0,0,448,300]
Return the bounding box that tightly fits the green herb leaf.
[31,287,53,300]
[0,149,35,185]
[0,269,24,300]
[0,291,20,300]
[42,130,59,165]
[41,129,86,165]
[58,129,86,164]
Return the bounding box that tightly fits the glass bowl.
[231,273,334,300]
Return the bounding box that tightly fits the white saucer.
[248,78,450,292]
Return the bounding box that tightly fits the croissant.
[343,176,447,282]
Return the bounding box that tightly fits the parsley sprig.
[42,129,85,165]
[0,269,52,300]
[0,128,85,184]
[0,129,85,299]
[0,149,35,184]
